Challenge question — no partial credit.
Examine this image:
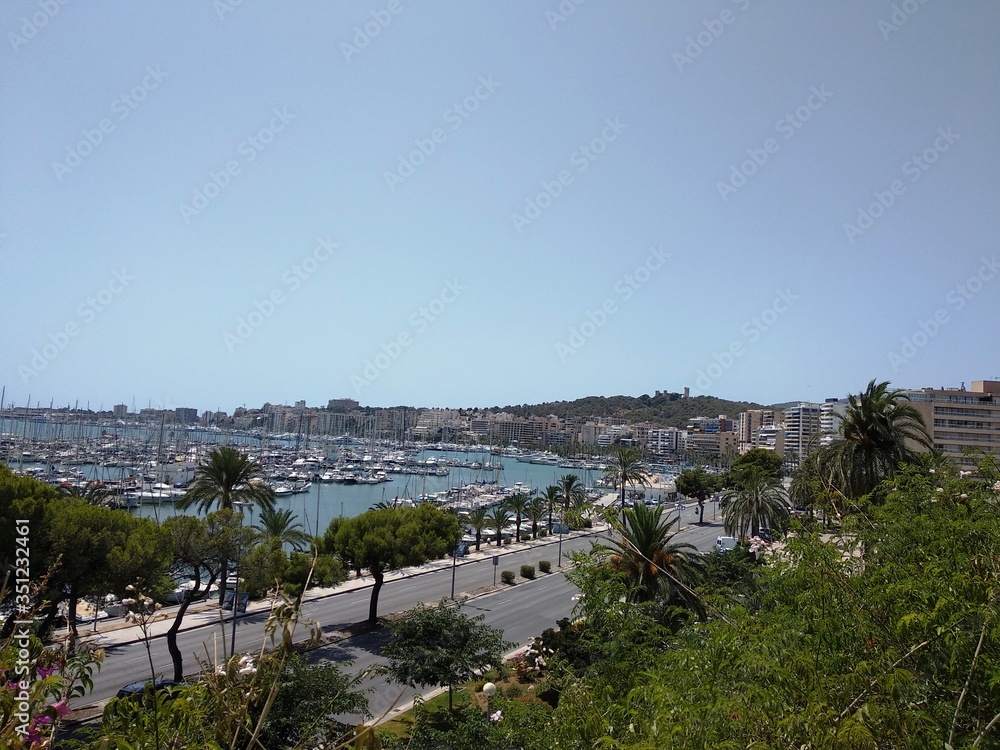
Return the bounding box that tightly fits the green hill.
[496,392,764,429]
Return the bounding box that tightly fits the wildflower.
[121,598,137,607]
[51,696,71,717]
[490,710,502,722]
[36,665,58,679]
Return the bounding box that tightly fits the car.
[115,677,181,700]
[715,536,738,553]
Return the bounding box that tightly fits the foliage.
[720,465,790,538]
[175,445,276,515]
[281,548,345,599]
[500,570,515,585]
[723,447,784,487]
[257,654,369,749]
[520,564,535,579]
[380,600,513,711]
[485,504,512,547]
[239,537,288,598]
[328,504,459,623]
[465,507,489,551]
[675,467,719,523]
[604,502,705,611]
[502,493,530,542]
[602,445,651,508]
[538,559,551,574]
[554,474,586,511]
[545,456,1000,748]
[524,496,548,540]
[380,694,551,750]
[822,379,933,501]
[256,507,310,551]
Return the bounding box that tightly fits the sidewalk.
[59,525,609,650]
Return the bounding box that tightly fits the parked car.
[115,677,181,700]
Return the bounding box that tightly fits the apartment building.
[783,402,822,464]
[906,380,1000,468]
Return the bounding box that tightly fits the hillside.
[497,392,765,429]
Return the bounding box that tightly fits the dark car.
[115,677,181,700]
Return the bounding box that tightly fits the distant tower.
[683,387,690,399]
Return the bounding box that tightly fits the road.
[83,509,727,714]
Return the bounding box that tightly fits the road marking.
[496,599,511,605]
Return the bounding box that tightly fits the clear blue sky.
[2,1,998,413]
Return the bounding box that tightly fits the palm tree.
[256,507,310,551]
[542,485,561,533]
[720,465,789,539]
[485,504,512,548]
[175,446,275,605]
[554,473,586,512]
[825,379,933,499]
[602,444,651,509]
[504,493,530,543]
[525,497,548,540]
[606,502,704,609]
[466,507,490,551]
[58,481,112,506]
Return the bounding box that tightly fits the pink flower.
[51,696,71,717]
[490,710,503,722]
[36,665,57,679]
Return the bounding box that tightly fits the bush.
[501,570,515,585]
[520,564,535,579]
[505,684,524,699]
[538,560,551,574]
[538,529,547,538]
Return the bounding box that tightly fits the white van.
[715,536,738,553]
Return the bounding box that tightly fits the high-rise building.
[820,398,847,446]
[783,403,822,464]
[906,380,1000,468]
[113,403,128,419]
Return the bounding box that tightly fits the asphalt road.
[84,509,728,712]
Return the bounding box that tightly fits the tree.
[485,504,512,548]
[175,446,275,605]
[329,504,458,624]
[602,445,651,509]
[48,501,173,652]
[256,507,310,551]
[381,600,513,711]
[525,496,548,539]
[542,485,561,533]
[555,473,586,512]
[675,468,717,524]
[724,448,783,488]
[605,502,704,610]
[57,480,112,506]
[720,465,789,538]
[503,493,530,543]
[825,379,933,499]
[465,507,489,552]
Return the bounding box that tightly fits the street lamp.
[482,681,496,713]
[230,501,252,661]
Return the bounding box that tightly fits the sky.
[2,1,998,414]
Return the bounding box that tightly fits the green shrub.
[520,564,535,579]
[505,684,524,699]
[501,570,515,585]
[538,529,547,538]
[538,560,551,574]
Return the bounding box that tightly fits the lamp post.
[230,501,252,661]
[482,681,496,713]
[557,513,564,567]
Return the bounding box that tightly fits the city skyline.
[3,3,998,412]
